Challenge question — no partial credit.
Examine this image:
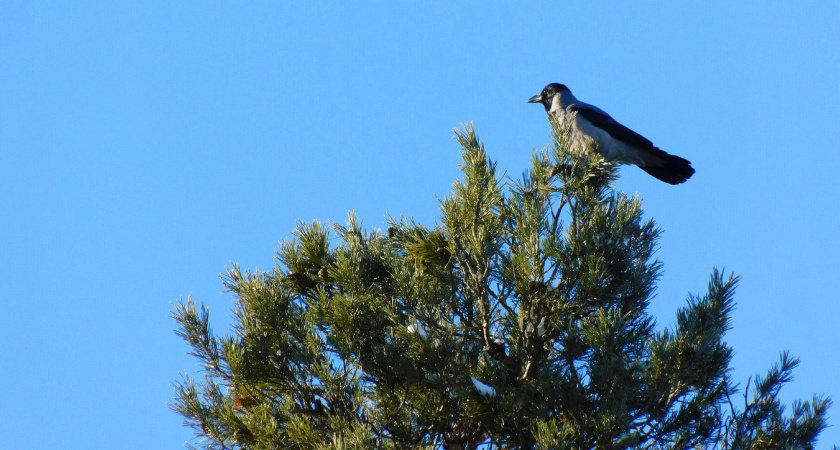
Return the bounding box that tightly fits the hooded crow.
[528,83,694,184]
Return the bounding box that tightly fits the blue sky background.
[2,2,838,448]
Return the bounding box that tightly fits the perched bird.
[528,83,694,184]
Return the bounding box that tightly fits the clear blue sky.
[2,2,838,448]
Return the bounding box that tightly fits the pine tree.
[171,119,832,449]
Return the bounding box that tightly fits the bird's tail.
[638,147,695,185]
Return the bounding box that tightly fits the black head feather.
[528,83,570,110]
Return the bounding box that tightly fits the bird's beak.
[527,93,543,104]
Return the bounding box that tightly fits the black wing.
[571,106,654,149]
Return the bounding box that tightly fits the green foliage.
[171,119,831,449]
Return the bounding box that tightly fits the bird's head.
[527,83,570,111]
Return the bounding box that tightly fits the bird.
[528,83,694,184]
